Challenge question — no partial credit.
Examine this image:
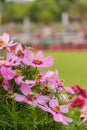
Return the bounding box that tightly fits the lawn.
[44,50,87,88]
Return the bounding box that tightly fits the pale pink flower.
[23,50,53,67]
[6,53,21,66]
[0,66,15,91]
[15,76,25,85]
[14,82,49,106]
[0,66,16,80]
[49,70,74,94]
[2,80,12,91]
[48,99,72,125]
[15,43,23,57]
[81,106,87,123]
[0,33,17,50]
[35,70,54,85]
[0,60,11,67]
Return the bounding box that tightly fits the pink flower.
[0,60,11,67]
[15,76,36,88]
[0,66,16,91]
[23,50,53,67]
[6,53,21,66]
[81,106,87,123]
[35,70,54,85]
[0,66,16,80]
[49,70,74,94]
[2,80,12,91]
[13,84,34,105]
[0,33,17,50]
[70,97,85,108]
[71,84,87,98]
[15,76,24,85]
[14,81,49,106]
[48,99,72,125]
[15,44,23,57]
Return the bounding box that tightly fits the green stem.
[11,99,18,130]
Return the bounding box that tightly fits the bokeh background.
[0,0,87,88]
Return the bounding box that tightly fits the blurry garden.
[0,0,87,130]
[1,0,87,49]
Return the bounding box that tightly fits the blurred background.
[1,0,87,50]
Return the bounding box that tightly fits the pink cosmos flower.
[81,106,87,123]
[35,70,54,85]
[15,76,25,85]
[6,53,21,66]
[2,80,12,91]
[5,44,23,66]
[49,70,74,94]
[7,45,32,66]
[70,97,85,108]
[48,99,72,125]
[14,82,49,106]
[0,60,11,67]
[71,84,87,98]
[0,66,16,91]
[23,50,53,67]
[21,48,34,66]
[0,66,16,81]
[15,76,36,88]
[15,44,23,56]
[0,33,17,51]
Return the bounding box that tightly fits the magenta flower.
[48,99,72,125]
[71,84,87,98]
[70,97,85,108]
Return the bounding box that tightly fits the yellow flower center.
[17,50,22,56]
[0,75,4,83]
[27,92,34,100]
[53,105,60,112]
[35,75,42,80]
[0,39,4,45]
[3,61,6,66]
[16,69,21,76]
[33,58,42,65]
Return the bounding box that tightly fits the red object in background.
[33,43,87,51]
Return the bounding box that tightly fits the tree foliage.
[2,0,87,23]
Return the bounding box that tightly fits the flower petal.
[60,105,69,113]
[14,93,25,102]
[49,99,59,108]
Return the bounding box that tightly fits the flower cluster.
[0,33,87,126]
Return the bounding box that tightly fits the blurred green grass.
[44,51,87,88]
